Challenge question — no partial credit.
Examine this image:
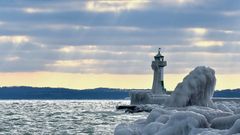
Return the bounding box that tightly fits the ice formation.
[165,66,216,107]
[154,111,209,135]
[227,119,240,135]
[115,66,240,135]
[115,104,240,135]
[130,91,151,105]
[211,114,240,129]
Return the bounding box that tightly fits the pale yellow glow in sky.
[0,72,239,91]
[86,1,147,12]
[0,35,30,44]
[187,27,208,36]
[193,40,224,47]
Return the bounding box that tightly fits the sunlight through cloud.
[49,60,98,67]
[23,7,54,14]
[0,36,30,44]
[193,40,224,47]
[5,56,20,62]
[85,1,147,12]
[58,45,99,53]
[58,46,75,53]
[157,0,197,6]
[0,0,239,90]
[187,28,208,36]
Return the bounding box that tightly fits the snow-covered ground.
[115,67,240,135]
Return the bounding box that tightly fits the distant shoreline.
[0,86,239,100]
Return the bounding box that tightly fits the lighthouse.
[151,48,167,94]
[129,48,168,105]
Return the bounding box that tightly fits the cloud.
[22,7,54,14]
[4,56,20,62]
[0,35,30,44]
[192,40,224,47]
[187,28,208,36]
[0,0,239,74]
[222,10,240,16]
[85,1,147,13]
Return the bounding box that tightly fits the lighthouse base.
[130,91,169,105]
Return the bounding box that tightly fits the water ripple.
[0,100,147,134]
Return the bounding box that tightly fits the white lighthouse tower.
[151,48,167,94]
[130,48,168,105]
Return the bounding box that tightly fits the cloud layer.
[0,0,239,74]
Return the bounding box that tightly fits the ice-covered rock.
[227,119,240,135]
[114,66,240,135]
[155,114,170,124]
[146,108,169,123]
[211,114,240,129]
[215,101,240,114]
[155,111,209,135]
[165,66,216,107]
[114,110,209,135]
[189,128,228,135]
[216,103,233,113]
[142,122,164,135]
[187,106,232,122]
[114,103,240,135]
[114,123,135,135]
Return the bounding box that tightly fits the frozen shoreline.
[115,100,240,135]
[115,67,240,135]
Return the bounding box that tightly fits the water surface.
[0,100,147,135]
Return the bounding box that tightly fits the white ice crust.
[115,66,240,135]
[165,66,216,107]
[115,104,240,135]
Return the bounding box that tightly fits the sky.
[0,0,239,90]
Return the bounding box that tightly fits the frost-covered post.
[151,48,167,94]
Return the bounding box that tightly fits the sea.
[0,100,148,135]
